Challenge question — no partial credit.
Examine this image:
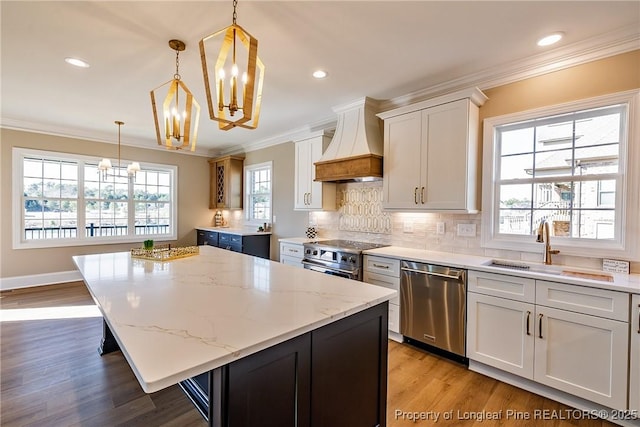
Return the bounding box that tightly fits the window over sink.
[481,90,640,260]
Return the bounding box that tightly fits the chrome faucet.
[536,220,560,265]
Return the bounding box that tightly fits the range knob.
[349,256,356,264]
[305,249,311,255]
[341,255,348,262]
[313,250,318,256]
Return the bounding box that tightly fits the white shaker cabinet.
[363,255,401,342]
[631,294,640,412]
[378,87,487,213]
[279,242,304,268]
[294,132,336,211]
[467,271,630,410]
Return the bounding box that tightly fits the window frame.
[244,161,273,225]
[12,147,178,249]
[481,90,640,261]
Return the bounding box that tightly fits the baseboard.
[0,270,83,291]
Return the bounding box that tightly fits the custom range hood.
[314,97,383,182]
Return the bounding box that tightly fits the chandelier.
[151,40,200,151]
[98,121,140,181]
[199,0,264,130]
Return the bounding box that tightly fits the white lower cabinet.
[467,292,534,378]
[279,242,304,268]
[631,294,640,412]
[363,255,401,341]
[467,271,630,411]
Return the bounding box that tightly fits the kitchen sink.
[484,260,614,282]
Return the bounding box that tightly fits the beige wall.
[243,142,309,260]
[0,129,212,279]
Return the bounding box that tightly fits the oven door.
[302,259,359,280]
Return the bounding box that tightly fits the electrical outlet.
[436,222,445,235]
[457,223,476,237]
[403,221,414,233]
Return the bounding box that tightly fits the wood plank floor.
[1,282,615,426]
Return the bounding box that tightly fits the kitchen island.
[73,245,395,427]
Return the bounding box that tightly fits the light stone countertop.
[196,226,272,236]
[363,246,640,294]
[278,237,328,245]
[72,246,396,393]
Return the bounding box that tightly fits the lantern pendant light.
[151,39,200,151]
[199,0,264,130]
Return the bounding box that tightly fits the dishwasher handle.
[401,266,464,281]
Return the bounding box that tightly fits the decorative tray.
[131,246,199,261]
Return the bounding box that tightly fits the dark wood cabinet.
[181,302,388,427]
[198,229,270,260]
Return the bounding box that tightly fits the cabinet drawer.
[281,255,303,268]
[536,280,629,321]
[469,271,535,303]
[363,271,399,305]
[364,255,400,277]
[280,243,304,260]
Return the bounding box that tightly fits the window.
[482,90,639,260]
[244,161,272,224]
[13,148,177,248]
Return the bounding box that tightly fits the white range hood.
[314,97,383,182]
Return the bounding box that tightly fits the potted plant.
[143,239,154,250]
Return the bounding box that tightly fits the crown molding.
[0,118,212,157]
[379,24,640,112]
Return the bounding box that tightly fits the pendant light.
[151,40,200,151]
[199,0,265,130]
[98,121,141,181]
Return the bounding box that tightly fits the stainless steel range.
[302,239,389,281]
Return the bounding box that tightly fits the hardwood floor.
[1,282,615,426]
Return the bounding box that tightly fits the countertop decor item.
[305,226,317,239]
[150,39,200,151]
[131,245,199,261]
[143,239,154,250]
[199,0,264,131]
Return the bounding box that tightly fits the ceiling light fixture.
[98,121,140,181]
[150,40,200,151]
[64,57,90,68]
[537,32,564,47]
[312,70,328,79]
[199,0,265,131]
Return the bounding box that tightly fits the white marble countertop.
[72,246,395,393]
[196,226,272,236]
[364,246,640,294]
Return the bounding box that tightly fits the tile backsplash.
[309,181,638,273]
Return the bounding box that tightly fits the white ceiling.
[2,1,639,157]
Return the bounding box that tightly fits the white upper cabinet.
[294,132,336,211]
[378,87,487,212]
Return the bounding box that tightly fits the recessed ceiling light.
[64,57,90,68]
[312,70,328,79]
[537,32,564,47]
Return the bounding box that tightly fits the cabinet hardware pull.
[421,186,425,204]
[414,187,419,204]
[637,304,639,334]
[307,193,311,205]
[526,311,531,336]
[373,264,389,269]
[305,193,308,205]
[538,313,543,339]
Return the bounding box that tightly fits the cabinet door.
[629,294,640,412]
[306,137,328,210]
[294,140,311,210]
[382,110,422,209]
[534,305,628,410]
[311,302,388,427]
[225,333,311,427]
[467,292,535,378]
[421,98,471,210]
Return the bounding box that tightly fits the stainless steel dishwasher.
[400,260,467,357]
